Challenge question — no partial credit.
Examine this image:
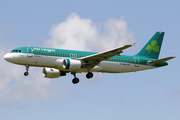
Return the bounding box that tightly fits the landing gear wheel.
[24,72,29,76]
[72,78,79,84]
[86,72,93,79]
[24,65,30,76]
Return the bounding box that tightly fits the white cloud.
[0,47,53,103]
[0,13,135,105]
[44,13,135,52]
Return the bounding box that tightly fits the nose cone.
[4,53,13,62]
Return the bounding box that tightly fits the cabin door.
[134,57,139,67]
[27,47,33,57]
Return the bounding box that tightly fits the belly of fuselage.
[14,54,155,73]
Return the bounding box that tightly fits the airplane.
[4,32,175,84]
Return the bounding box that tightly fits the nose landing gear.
[24,72,29,76]
[24,65,29,76]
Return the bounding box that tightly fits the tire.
[72,78,79,84]
[24,72,29,76]
[86,72,93,79]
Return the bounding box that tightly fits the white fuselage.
[4,53,155,73]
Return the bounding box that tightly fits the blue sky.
[0,0,180,120]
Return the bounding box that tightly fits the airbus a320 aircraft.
[4,32,175,84]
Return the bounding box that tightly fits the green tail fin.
[136,32,165,59]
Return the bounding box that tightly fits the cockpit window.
[11,50,21,52]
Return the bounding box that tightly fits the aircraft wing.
[79,44,133,68]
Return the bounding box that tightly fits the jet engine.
[62,59,82,70]
[42,68,66,78]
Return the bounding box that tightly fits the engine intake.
[43,68,66,78]
[63,59,82,70]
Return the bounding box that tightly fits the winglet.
[133,43,136,46]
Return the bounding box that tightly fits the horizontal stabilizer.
[147,57,175,65]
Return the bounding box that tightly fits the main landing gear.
[24,65,29,76]
[86,72,93,79]
[71,72,94,84]
[86,67,93,79]
[71,72,79,84]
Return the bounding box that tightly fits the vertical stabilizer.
[136,32,164,59]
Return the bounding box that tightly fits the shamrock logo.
[146,40,159,53]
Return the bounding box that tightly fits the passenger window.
[19,50,21,52]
